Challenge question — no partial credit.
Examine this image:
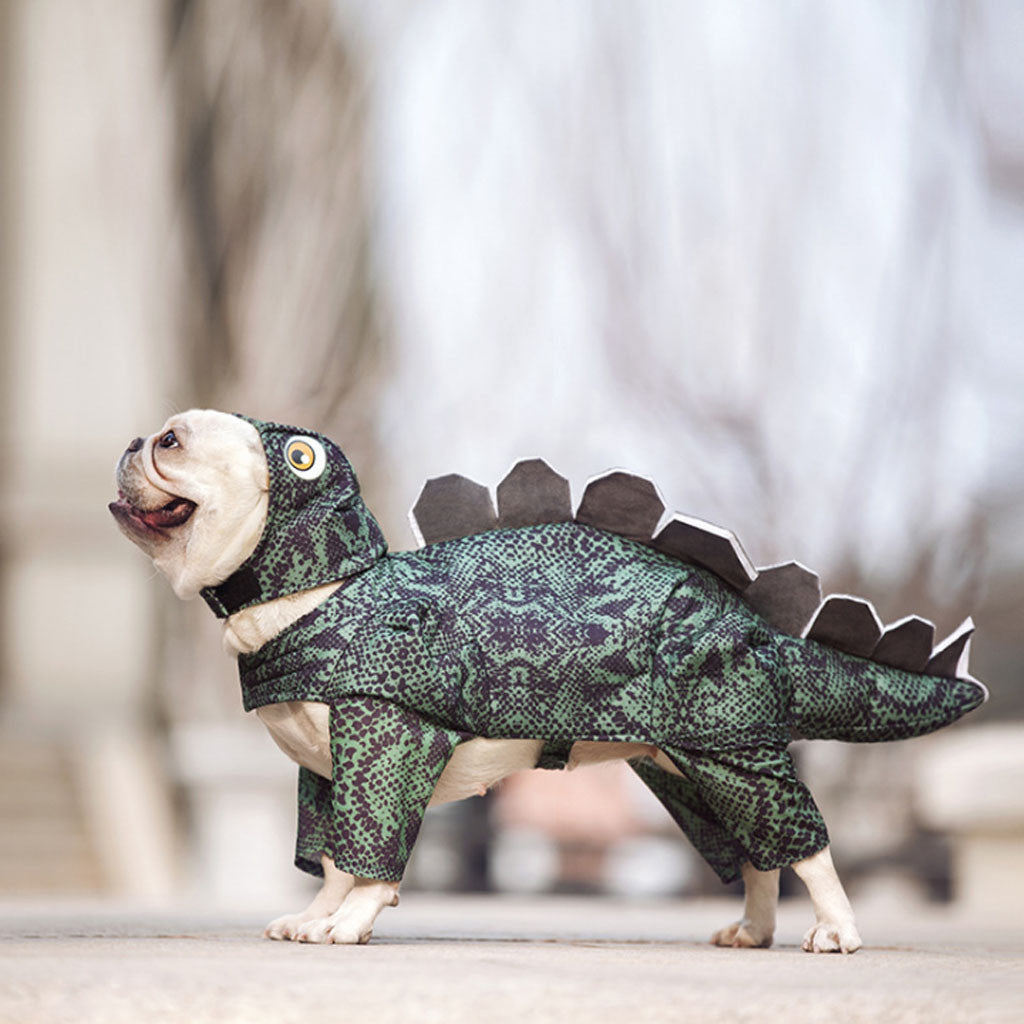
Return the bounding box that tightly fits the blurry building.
[0,0,387,906]
[0,0,180,900]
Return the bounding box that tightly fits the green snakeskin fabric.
[236,522,984,884]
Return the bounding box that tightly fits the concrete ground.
[1,895,1022,1024]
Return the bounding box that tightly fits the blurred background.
[0,0,1021,916]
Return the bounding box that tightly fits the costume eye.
[284,436,327,479]
[158,430,179,449]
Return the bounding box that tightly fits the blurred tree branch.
[166,0,385,474]
[524,1,1018,642]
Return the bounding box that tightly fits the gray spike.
[926,617,975,678]
[409,474,497,547]
[744,562,821,636]
[652,513,757,591]
[497,458,572,529]
[872,615,935,672]
[574,470,665,543]
[805,595,883,657]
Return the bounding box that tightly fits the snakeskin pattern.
[238,522,985,883]
[782,636,985,742]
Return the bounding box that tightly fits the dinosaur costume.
[203,417,986,884]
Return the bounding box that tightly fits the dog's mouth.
[109,492,197,535]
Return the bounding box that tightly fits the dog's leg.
[295,876,400,945]
[791,845,862,954]
[710,862,778,948]
[264,854,354,940]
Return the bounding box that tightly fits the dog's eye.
[158,431,179,449]
[284,436,327,480]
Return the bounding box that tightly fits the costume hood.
[201,415,387,618]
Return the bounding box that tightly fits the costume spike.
[805,595,883,657]
[497,458,572,529]
[409,474,497,547]
[574,470,665,543]
[744,562,822,636]
[872,615,935,672]
[652,513,757,591]
[926,618,975,678]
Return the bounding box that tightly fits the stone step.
[0,732,105,895]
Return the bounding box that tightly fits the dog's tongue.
[137,498,196,528]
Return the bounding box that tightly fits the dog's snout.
[126,437,145,454]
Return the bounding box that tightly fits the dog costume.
[202,417,986,884]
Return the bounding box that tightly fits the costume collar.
[201,415,387,618]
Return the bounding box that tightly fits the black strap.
[200,565,262,619]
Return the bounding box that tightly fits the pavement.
[1,895,1022,1023]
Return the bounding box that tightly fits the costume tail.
[784,633,987,743]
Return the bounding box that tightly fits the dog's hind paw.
[710,919,773,949]
[293,881,397,945]
[802,921,862,954]
[325,922,374,945]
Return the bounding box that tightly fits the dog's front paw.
[710,919,773,949]
[294,916,339,944]
[801,920,862,954]
[292,912,371,945]
[264,911,317,941]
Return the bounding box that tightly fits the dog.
[110,409,986,950]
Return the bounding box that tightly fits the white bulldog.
[111,409,862,951]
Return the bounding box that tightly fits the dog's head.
[110,410,270,598]
[110,410,387,610]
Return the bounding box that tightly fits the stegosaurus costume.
[202,417,986,884]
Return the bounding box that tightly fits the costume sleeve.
[295,766,332,878]
[632,745,831,884]
[629,757,748,884]
[294,698,464,882]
